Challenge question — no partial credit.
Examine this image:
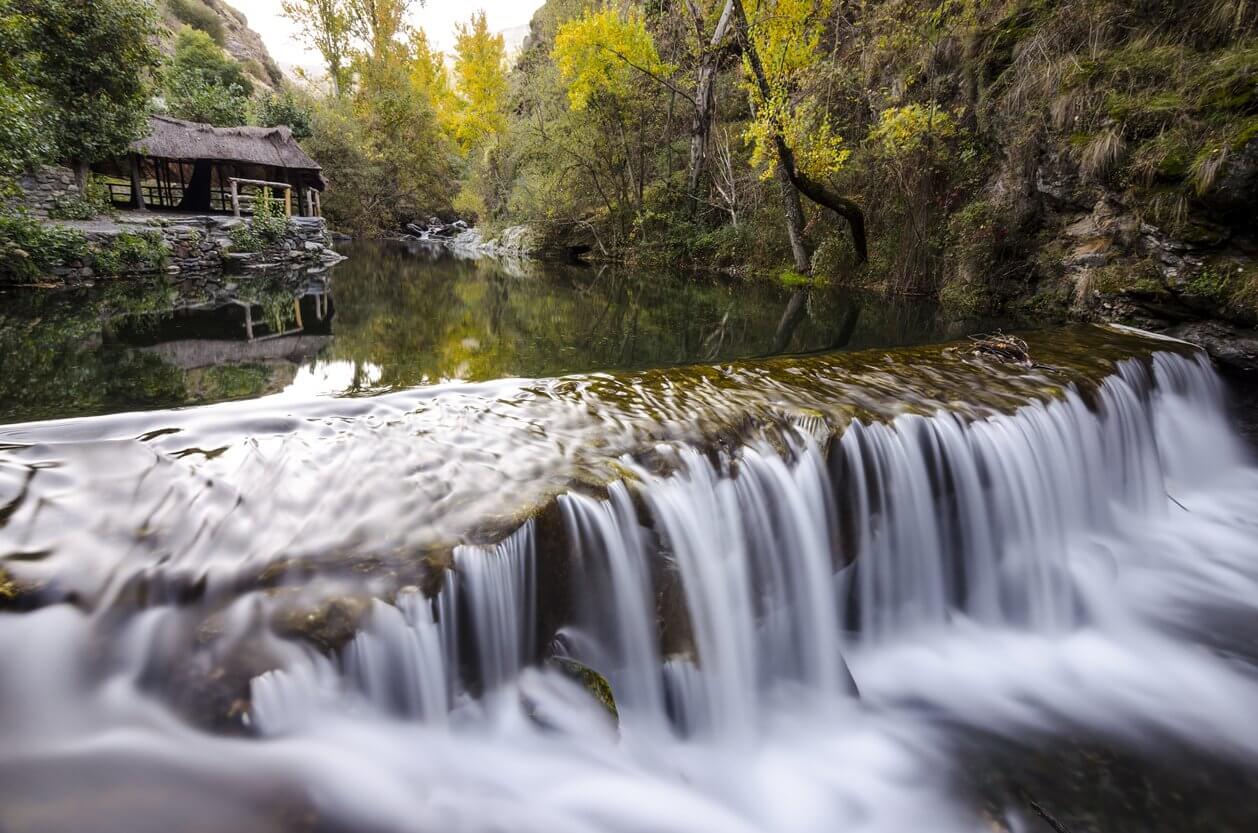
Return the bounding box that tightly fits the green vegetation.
[0,212,88,284]
[1,0,160,183]
[164,0,225,44]
[229,188,293,252]
[47,176,114,221]
[92,231,170,277]
[165,26,254,125]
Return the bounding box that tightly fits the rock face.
[1164,321,1258,373]
[973,134,1258,367]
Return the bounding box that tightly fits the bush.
[252,89,314,139]
[91,231,170,277]
[48,176,115,221]
[166,76,251,126]
[165,0,224,45]
[229,188,292,252]
[0,211,89,283]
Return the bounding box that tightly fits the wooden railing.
[102,177,322,218]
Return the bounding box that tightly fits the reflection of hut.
[95,116,325,217]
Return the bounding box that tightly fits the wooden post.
[230,179,240,217]
[284,187,292,217]
[129,154,146,211]
[313,190,321,218]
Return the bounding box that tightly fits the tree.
[553,7,669,112]
[409,27,459,136]
[731,0,867,267]
[345,0,415,58]
[253,88,315,139]
[451,11,509,153]
[164,28,252,126]
[281,0,353,97]
[0,6,49,178]
[18,0,162,186]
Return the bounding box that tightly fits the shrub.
[91,231,170,277]
[48,176,115,220]
[167,76,251,126]
[165,0,224,45]
[252,89,314,139]
[229,188,292,252]
[0,211,89,283]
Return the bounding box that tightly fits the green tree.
[0,6,48,179]
[165,27,253,126]
[253,88,315,139]
[18,0,162,185]
[281,0,353,96]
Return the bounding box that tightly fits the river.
[1,243,1257,833]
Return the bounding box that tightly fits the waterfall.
[7,346,1258,833]
[255,351,1252,743]
[253,521,538,729]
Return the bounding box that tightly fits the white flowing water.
[2,349,1258,833]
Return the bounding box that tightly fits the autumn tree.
[732,0,867,267]
[451,11,509,153]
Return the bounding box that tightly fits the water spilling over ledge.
[2,325,1258,832]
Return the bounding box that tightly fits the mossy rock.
[546,656,619,723]
[0,566,21,608]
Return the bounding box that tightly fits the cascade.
[4,345,1258,833]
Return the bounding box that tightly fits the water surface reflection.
[0,241,998,423]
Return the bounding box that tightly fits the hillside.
[157,0,284,90]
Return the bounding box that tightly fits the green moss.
[1187,259,1258,322]
[547,657,618,722]
[778,268,813,287]
[1229,115,1258,150]
[939,278,994,317]
[1009,280,1072,322]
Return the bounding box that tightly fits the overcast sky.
[224,1,542,72]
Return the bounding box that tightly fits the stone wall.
[50,214,343,282]
[9,165,82,217]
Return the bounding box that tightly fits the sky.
[224,1,542,74]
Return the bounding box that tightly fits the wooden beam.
[129,154,145,211]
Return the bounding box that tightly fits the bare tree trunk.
[72,159,90,193]
[685,0,736,203]
[776,161,810,274]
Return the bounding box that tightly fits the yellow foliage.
[867,103,958,155]
[410,28,460,137]
[741,0,850,179]
[452,11,509,153]
[552,6,669,111]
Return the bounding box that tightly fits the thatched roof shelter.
[130,117,325,185]
[97,116,326,216]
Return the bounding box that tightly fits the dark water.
[0,241,997,424]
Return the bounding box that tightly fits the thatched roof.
[130,116,324,184]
